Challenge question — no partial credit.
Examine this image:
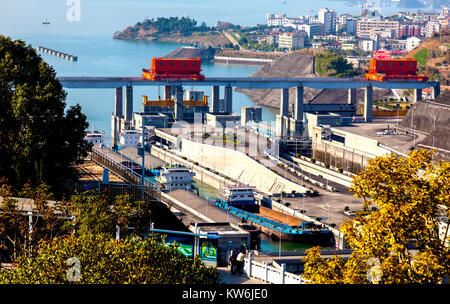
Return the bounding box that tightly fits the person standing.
[229,248,239,274]
[236,249,246,275]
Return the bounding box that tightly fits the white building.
[424,21,441,38]
[318,8,337,34]
[314,34,355,42]
[278,32,305,49]
[297,23,321,38]
[157,165,196,192]
[359,39,376,52]
[118,129,141,148]
[406,36,422,52]
[356,19,400,38]
[267,13,303,28]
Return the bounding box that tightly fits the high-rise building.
[318,8,337,34]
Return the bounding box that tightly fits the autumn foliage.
[303,150,450,284]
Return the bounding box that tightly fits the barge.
[215,185,333,245]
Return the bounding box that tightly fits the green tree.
[0,36,91,195]
[303,150,450,284]
[0,232,220,284]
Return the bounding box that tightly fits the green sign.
[164,241,193,257]
[199,239,217,261]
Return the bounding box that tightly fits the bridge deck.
[58,76,438,90]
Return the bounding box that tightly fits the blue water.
[8,34,277,141]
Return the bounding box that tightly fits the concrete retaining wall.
[150,145,230,190]
[180,138,309,195]
[290,156,355,188]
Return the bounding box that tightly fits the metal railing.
[90,147,160,201]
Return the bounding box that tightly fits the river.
[9,34,277,141]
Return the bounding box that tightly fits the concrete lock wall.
[311,126,392,173]
[150,145,228,190]
[180,138,309,195]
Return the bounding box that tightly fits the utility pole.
[433,115,436,147]
[142,126,145,199]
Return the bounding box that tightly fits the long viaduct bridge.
[58,76,441,139]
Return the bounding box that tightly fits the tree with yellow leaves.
[303,149,449,284]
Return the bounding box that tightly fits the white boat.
[218,184,259,212]
[156,164,196,192]
[85,130,104,146]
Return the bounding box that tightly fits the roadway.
[57,76,439,90]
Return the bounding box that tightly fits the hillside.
[113,17,232,48]
[236,51,390,110]
[407,29,450,85]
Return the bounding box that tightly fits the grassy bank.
[413,47,429,66]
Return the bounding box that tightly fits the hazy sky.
[0,0,435,37]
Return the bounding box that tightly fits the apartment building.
[356,19,400,38]
[318,8,337,34]
[424,21,441,38]
[405,36,422,52]
[297,23,322,38]
[278,32,306,49]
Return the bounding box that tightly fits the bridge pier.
[364,85,373,123]
[210,85,220,113]
[276,88,290,138]
[114,87,123,117]
[280,88,289,117]
[414,88,422,102]
[164,85,172,100]
[111,87,124,147]
[125,85,133,126]
[294,85,303,121]
[348,88,356,105]
[224,84,233,114]
[175,85,184,121]
[432,82,440,100]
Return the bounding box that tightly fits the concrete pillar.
[280,88,289,117]
[125,85,133,123]
[348,88,357,105]
[111,115,120,147]
[432,82,440,100]
[224,84,233,114]
[114,87,123,118]
[175,85,184,121]
[164,85,172,100]
[364,85,373,123]
[413,88,422,102]
[294,85,304,121]
[210,86,220,113]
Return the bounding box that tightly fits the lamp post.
[279,227,282,257]
[326,203,330,225]
[433,115,436,147]
[302,194,305,215]
[142,126,145,199]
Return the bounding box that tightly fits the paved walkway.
[216,267,267,284]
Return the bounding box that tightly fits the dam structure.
[58,76,440,139]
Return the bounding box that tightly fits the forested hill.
[113,17,210,40]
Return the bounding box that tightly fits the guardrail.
[243,252,303,284]
[90,147,160,200]
[264,151,336,192]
